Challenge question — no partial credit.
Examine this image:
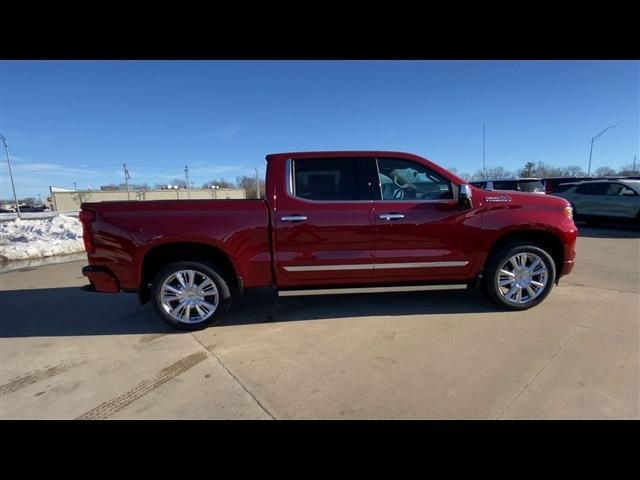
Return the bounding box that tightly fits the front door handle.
[379,213,405,220]
[281,215,308,222]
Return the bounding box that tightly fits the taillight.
[79,209,96,224]
[80,209,96,253]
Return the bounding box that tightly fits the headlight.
[563,205,573,220]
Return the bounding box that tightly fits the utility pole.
[74,182,77,191]
[587,125,616,176]
[184,166,190,199]
[255,167,260,199]
[482,122,486,179]
[634,155,637,172]
[123,162,131,200]
[0,133,21,218]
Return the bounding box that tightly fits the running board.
[278,284,467,297]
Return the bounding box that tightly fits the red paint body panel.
[83,200,271,290]
[82,266,120,293]
[82,151,577,294]
[371,199,483,281]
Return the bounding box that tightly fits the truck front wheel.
[150,260,232,330]
[484,243,556,310]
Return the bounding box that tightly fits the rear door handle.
[281,215,308,222]
[379,213,405,220]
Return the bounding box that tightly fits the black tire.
[150,260,232,331]
[483,242,556,311]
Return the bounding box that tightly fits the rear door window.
[292,157,375,201]
[575,183,609,195]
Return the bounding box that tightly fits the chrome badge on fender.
[486,195,512,203]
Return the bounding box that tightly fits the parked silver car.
[553,179,640,224]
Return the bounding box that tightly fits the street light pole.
[587,125,616,176]
[0,133,21,218]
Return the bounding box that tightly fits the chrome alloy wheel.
[159,270,219,324]
[496,252,548,305]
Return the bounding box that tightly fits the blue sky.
[1,60,638,199]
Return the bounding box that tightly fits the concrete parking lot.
[1,225,638,419]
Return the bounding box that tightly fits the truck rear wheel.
[484,243,556,310]
[150,260,232,330]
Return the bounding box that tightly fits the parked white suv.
[553,179,640,224]
[470,178,546,194]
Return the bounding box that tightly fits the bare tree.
[560,165,587,177]
[237,175,265,199]
[618,163,640,176]
[594,166,617,177]
[203,178,235,189]
[519,162,537,178]
[533,162,564,178]
[168,178,188,188]
[471,166,514,181]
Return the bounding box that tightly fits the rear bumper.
[82,265,120,293]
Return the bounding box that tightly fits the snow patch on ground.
[0,215,85,261]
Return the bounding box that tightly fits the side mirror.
[459,184,473,209]
[622,189,636,196]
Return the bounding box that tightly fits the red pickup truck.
[80,151,577,330]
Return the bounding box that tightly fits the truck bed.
[82,199,273,291]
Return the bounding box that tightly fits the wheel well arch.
[486,229,565,273]
[138,242,238,304]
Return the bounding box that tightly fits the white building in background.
[49,186,247,212]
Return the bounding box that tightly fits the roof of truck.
[266,150,422,160]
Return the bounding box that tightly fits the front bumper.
[82,265,120,293]
[561,259,575,276]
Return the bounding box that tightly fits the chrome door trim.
[281,215,308,222]
[279,284,468,297]
[284,264,374,272]
[286,158,294,196]
[283,261,469,272]
[379,213,405,220]
[374,261,468,269]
